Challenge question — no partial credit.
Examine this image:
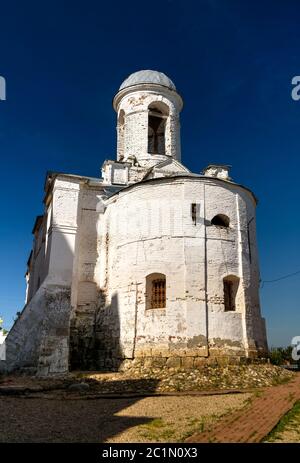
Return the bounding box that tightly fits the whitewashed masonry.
[5,70,268,375]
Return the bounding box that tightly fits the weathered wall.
[0,332,6,372]
[5,284,71,375]
[115,86,182,166]
[26,212,51,304]
[94,176,267,368]
[69,183,104,370]
[6,74,268,376]
[5,175,81,375]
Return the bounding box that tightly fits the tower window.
[146,273,166,309]
[223,276,239,311]
[117,109,125,161]
[147,102,169,156]
[191,203,200,225]
[211,214,230,228]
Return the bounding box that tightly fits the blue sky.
[0,0,299,347]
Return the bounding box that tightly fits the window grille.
[151,278,166,308]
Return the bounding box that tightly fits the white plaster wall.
[71,184,105,308]
[96,176,267,360]
[5,176,82,374]
[46,178,80,285]
[0,332,6,361]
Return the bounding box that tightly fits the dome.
[119,70,176,91]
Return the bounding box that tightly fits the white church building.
[5,70,268,375]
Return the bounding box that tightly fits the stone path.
[186,374,300,443]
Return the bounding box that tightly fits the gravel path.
[0,393,251,443]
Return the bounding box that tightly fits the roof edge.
[106,174,259,205]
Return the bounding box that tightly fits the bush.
[269,346,300,368]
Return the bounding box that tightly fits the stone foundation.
[90,355,269,373]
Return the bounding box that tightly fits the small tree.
[269,347,284,365]
[0,316,8,335]
[269,346,300,369]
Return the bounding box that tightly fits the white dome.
[119,70,176,91]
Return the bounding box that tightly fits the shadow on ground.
[0,378,160,443]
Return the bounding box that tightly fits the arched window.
[146,273,166,309]
[148,103,169,155]
[223,275,239,311]
[211,214,230,228]
[117,109,125,160]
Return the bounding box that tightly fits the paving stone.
[185,373,300,443]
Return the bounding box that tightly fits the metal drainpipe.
[204,184,209,358]
[131,282,138,359]
[247,217,254,264]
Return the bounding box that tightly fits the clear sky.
[0,0,299,347]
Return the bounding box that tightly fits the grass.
[138,415,212,442]
[263,400,300,442]
[241,390,263,409]
[271,375,293,386]
[137,404,247,443]
[138,418,175,441]
[144,418,165,429]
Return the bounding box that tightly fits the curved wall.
[115,86,182,165]
[95,176,267,366]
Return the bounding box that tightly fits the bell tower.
[113,70,183,168]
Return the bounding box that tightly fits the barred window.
[146,273,166,309]
[151,279,166,309]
